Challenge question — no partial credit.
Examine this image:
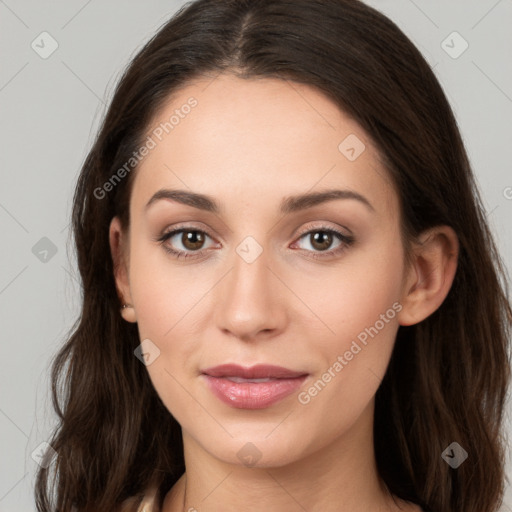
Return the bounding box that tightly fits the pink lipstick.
[201,364,308,409]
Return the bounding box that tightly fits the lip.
[201,364,308,409]
[201,363,307,379]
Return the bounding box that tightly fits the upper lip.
[201,364,308,379]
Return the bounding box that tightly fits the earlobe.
[109,216,137,323]
[397,226,459,326]
[120,303,137,323]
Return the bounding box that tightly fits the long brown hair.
[34,1,512,511]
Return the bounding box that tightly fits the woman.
[34,0,511,511]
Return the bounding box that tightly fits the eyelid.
[294,220,353,238]
[158,221,218,243]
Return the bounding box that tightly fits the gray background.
[0,0,511,510]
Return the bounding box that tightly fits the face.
[111,73,411,468]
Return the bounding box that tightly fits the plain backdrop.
[0,0,511,510]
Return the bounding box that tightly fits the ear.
[397,225,459,326]
[109,216,137,323]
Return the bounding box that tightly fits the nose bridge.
[214,233,284,339]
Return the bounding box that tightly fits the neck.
[163,400,406,512]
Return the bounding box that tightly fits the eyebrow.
[144,188,375,214]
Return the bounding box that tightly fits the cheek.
[128,251,203,422]
[295,238,404,402]
[126,243,200,388]
[292,235,404,347]
[128,236,205,337]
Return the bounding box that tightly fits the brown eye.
[292,226,355,260]
[157,227,215,259]
[296,229,341,253]
[181,230,206,251]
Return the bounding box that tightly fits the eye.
[155,227,216,260]
[155,223,355,261]
[292,225,355,260]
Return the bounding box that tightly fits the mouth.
[201,363,309,409]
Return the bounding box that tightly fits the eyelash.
[154,224,355,261]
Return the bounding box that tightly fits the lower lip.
[202,375,308,409]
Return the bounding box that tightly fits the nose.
[214,239,288,342]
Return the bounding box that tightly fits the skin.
[110,73,459,512]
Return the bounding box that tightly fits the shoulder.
[120,484,160,512]
[136,491,159,512]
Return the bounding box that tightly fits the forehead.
[131,73,398,219]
